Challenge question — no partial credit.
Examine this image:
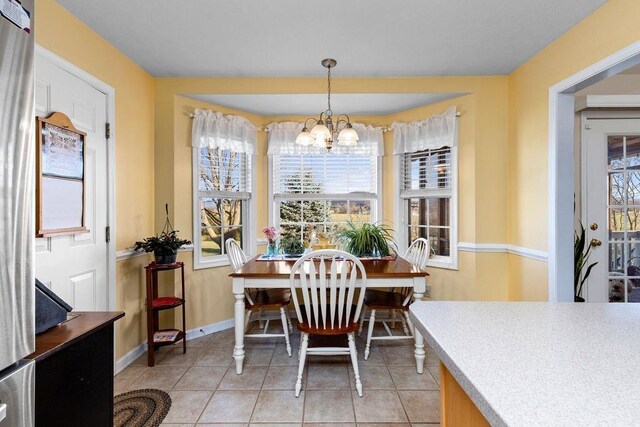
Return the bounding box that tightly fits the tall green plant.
[574,221,597,301]
[334,222,394,257]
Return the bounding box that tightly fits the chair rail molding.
[116,244,194,262]
[457,242,548,262]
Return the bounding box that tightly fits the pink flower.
[261,226,277,242]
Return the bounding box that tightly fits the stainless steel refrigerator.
[0,0,36,425]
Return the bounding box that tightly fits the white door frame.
[35,45,116,311]
[549,40,640,302]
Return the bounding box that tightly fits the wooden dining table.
[230,255,429,375]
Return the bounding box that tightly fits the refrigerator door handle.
[0,402,6,422]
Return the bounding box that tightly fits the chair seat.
[364,289,409,311]
[297,305,360,335]
[245,289,291,309]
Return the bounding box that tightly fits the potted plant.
[262,226,279,257]
[334,222,395,258]
[575,221,597,302]
[135,204,191,265]
[280,236,306,257]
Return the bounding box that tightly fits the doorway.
[583,118,640,302]
[34,47,116,311]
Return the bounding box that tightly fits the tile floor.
[114,321,442,426]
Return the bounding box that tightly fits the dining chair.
[289,249,367,397]
[225,238,292,356]
[358,237,430,360]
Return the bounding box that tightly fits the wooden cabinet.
[27,312,124,427]
[145,261,187,366]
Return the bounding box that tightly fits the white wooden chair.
[289,249,367,397]
[358,238,430,360]
[225,238,292,356]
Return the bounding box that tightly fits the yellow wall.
[36,0,155,358]
[507,0,640,300]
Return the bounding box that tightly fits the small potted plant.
[334,222,395,258]
[135,204,191,265]
[280,236,306,257]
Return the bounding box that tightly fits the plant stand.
[144,261,187,367]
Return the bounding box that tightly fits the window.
[193,147,252,268]
[271,153,380,243]
[399,146,457,268]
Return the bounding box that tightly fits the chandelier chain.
[326,65,332,117]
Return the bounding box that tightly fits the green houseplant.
[135,204,191,265]
[574,221,597,302]
[334,222,395,257]
[280,236,306,256]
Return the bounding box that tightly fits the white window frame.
[268,155,383,241]
[394,146,458,270]
[192,147,256,269]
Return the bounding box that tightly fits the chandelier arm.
[303,117,317,128]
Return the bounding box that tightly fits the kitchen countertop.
[409,301,640,426]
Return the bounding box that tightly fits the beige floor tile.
[306,362,350,389]
[303,390,355,423]
[163,390,212,423]
[357,424,409,427]
[250,424,300,427]
[114,365,148,391]
[198,424,247,427]
[388,366,439,390]
[348,364,394,390]
[172,366,227,390]
[379,345,417,366]
[357,344,385,365]
[251,390,304,423]
[262,366,303,390]
[398,390,440,423]
[155,347,203,366]
[303,424,355,427]
[351,389,408,423]
[198,390,259,423]
[159,423,194,426]
[218,366,268,390]
[427,366,440,386]
[425,350,441,368]
[194,348,234,367]
[271,345,299,366]
[128,365,188,390]
[410,424,440,427]
[187,334,216,348]
[243,346,276,366]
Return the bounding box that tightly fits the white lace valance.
[391,106,457,155]
[266,121,384,156]
[191,108,257,154]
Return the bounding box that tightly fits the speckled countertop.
[409,301,640,426]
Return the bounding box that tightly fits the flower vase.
[266,240,279,257]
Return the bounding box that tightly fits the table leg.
[413,291,426,374]
[233,292,246,374]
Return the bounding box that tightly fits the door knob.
[590,223,598,231]
[590,238,602,247]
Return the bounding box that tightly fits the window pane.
[199,148,248,192]
[429,227,450,256]
[429,198,450,227]
[201,227,221,257]
[302,200,327,224]
[222,199,243,227]
[328,200,348,223]
[224,226,243,248]
[280,201,302,224]
[349,200,371,223]
[281,224,302,242]
[201,197,222,229]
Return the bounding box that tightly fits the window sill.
[426,257,458,271]
[193,255,231,270]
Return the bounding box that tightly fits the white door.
[34,54,109,311]
[584,118,640,303]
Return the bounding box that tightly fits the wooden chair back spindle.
[398,238,430,303]
[290,249,367,330]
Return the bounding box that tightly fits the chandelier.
[295,58,358,150]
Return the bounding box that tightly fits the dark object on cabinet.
[26,311,124,427]
[35,279,73,334]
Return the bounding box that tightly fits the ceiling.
[187,93,464,116]
[57,0,607,78]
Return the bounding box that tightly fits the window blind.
[273,154,377,198]
[199,147,251,199]
[401,148,451,199]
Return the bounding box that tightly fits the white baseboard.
[114,317,234,374]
